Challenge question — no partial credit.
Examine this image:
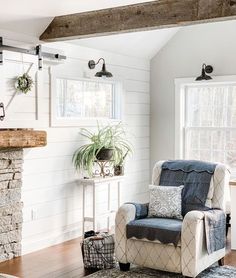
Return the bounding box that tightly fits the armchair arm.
[115,204,136,263]
[126,202,149,219]
[181,211,205,277]
[181,210,226,277]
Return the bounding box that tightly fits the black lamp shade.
[196,69,212,81]
[95,63,113,78]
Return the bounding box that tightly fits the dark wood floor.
[0,232,235,278]
[0,238,92,278]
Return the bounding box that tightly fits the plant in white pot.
[73,123,132,177]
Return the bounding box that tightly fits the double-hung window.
[175,77,236,176]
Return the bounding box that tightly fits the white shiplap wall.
[0,42,150,254]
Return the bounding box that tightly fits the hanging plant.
[15,73,34,94]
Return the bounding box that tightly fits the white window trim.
[50,70,123,127]
[175,75,236,159]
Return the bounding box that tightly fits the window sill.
[50,117,121,127]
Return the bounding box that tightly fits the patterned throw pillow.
[148,185,184,220]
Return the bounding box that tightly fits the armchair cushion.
[126,217,182,247]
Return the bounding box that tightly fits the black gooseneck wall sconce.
[196,64,213,81]
[88,58,113,78]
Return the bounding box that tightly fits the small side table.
[78,176,124,234]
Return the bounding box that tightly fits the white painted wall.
[0,42,150,254]
[150,20,236,169]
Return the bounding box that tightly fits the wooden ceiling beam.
[40,0,236,42]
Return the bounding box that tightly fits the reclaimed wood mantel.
[0,129,47,149]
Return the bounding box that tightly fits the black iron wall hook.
[0,103,5,121]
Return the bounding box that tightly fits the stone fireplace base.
[0,129,46,261]
[0,149,23,262]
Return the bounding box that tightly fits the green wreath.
[16,73,34,94]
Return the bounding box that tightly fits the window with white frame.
[176,78,236,176]
[51,76,122,126]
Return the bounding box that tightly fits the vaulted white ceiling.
[70,28,179,59]
[0,0,179,59]
[0,0,157,37]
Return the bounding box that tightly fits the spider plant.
[73,123,133,177]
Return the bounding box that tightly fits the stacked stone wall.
[0,149,23,261]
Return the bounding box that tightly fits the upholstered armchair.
[115,160,230,278]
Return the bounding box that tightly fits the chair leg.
[119,262,130,271]
[218,257,225,266]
